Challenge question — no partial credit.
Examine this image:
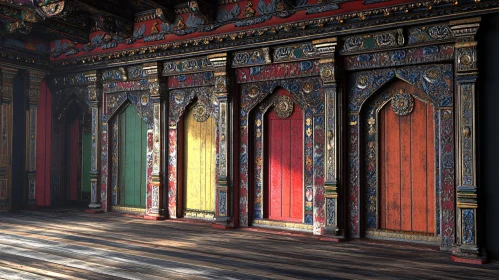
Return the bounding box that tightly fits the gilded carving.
[273,95,294,119]
[193,102,210,122]
[391,90,414,116]
[341,29,404,54]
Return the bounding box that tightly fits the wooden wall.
[479,12,499,259]
[35,80,52,207]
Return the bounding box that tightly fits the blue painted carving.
[306,3,339,14]
[348,64,453,113]
[327,198,335,226]
[216,4,241,22]
[219,191,227,215]
[462,209,475,244]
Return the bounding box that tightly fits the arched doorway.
[112,104,148,209]
[362,79,440,240]
[182,101,216,219]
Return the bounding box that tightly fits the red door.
[266,94,303,222]
[379,96,435,233]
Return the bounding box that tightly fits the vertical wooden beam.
[313,38,344,239]
[450,17,486,263]
[25,70,46,208]
[208,53,233,229]
[144,62,166,220]
[0,67,17,212]
[87,71,103,213]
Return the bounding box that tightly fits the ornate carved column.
[0,67,17,212]
[144,62,166,220]
[86,71,103,213]
[313,38,344,239]
[450,17,486,263]
[25,70,46,207]
[208,53,233,228]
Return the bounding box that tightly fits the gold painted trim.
[449,17,481,25]
[457,203,478,209]
[312,37,337,45]
[207,53,228,59]
[456,41,478,48]
[365,230,440,243]
[253,219,313,231]
[112,206,146,214]
[457,193,477,198]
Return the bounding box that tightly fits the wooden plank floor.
[0,209,497,279]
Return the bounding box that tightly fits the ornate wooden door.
[265,97,303,222]
[378,97,435,233]
[371,83,436,234]
[118,105,147,208]
[183,103,216,218]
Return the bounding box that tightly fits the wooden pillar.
[144,62,166,220]
[0,67,17,212]
[208,53,233,228]
[87,71,103,212]
[313,38,344,238]
[450,17,486,263]
[25,70,46,207]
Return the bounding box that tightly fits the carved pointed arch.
[104,91,153,129]
[168,86,217,127]
[52,87,90,120]
[348,64,453,114]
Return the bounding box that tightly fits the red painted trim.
[36,80,52,207]
[318,236,346,242]
[451,255,488,265]
[144,215,166,221]
[70,119,79,201]
[211,223,235,230]
[84,209,103,214]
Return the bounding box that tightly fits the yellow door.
[183,103,216,218]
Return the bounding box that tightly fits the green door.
[81,131,92,201]
[118,105,147,208]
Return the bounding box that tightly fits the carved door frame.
[347,64,455,249]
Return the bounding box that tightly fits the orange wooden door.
[266,100,303,222]
[379,97,435,233]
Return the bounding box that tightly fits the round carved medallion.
[274,95,294,119]
[247,85,260,98]
[193,103,210,122]
[391,91,414,116]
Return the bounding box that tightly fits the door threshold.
[252,219,313,233]
[365,229,440,245]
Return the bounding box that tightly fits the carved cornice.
[50,0,499,71]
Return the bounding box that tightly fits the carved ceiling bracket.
[91,14,134,39]
[32,0,74,19]
[186,0,217,24]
